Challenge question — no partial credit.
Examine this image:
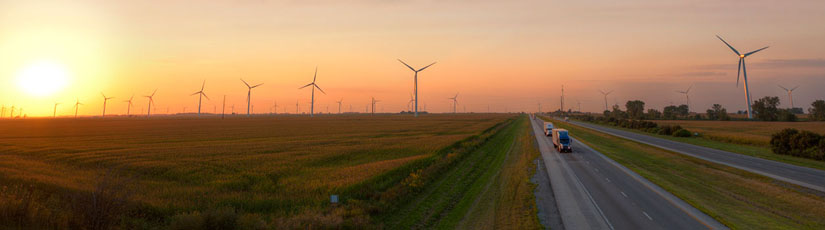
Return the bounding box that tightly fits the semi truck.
[544,122,554,136]
[552,129,572,153]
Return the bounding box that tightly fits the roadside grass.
[0,114,513,228]
[547,117,825,230]
[456,116,542,230]
[583,121,825,171]
[382,115,541,230]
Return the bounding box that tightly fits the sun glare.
[16,60,71,97]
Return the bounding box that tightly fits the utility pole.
[221,95,226,119]
[561,85,565,114]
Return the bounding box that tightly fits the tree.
[647,109,662,119]
[663,105,678,120]
[625,100,645,120]
[706,104,729,121]
[778,109,797,122]
[610,104,627,119]
[752,96,780,121]
[810,100,825,121]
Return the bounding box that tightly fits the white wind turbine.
[53,102,61,118]
[74,99,83,118]
[336,98,343,114]
[778,85,799,109]
[398,59,436,117]
[144,89,157,117]
[407,93,415,111]
[101,93,114,118]
[241,79,263,117]
[675,85,692,111]
[371,97,380,115]
[298,67,325,117]
[599,90,613,111]
[190,80,210,116]
[124,95,134,116]
[448,93,459,114]
[716,35,769,119]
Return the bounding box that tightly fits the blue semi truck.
[552,129,572,153]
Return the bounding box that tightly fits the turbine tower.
[336,98,343,114]
[74,99,83,118]
[398,59,436,117]
[448,93,459,114]
[124,95,134,116]
[299,67,326,117]
[191,80,210,116]
[716,35,769,119]
[599,90,613,111]
[53,102,61,118]
[778,85,799,109]
[144,89,157,117]
[241,79,263,117]
[676,85,692,111]
[101,93,114,118]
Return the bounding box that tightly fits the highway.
[568,120,825,193]
[531,117,725,230]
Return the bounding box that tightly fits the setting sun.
[16,60,70,97]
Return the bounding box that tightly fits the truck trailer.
[544,122,554,136]
[552,129,572,153]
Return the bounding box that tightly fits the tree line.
[586,97,825,122]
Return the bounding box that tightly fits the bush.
[770,128,825,161]
[672,129,692,137]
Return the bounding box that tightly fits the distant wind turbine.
[398,59,436,117]
[676,85,693,111]
[599,90,613,111]
[101,93,114,118]
[241,79,263,117]
[448,93,459,114]
[124,95,134,116]
[778,85,799,108]
[716,35,769,119]
[191,80,210,116]
[336,98,343,114]
[53,102,61,118]
[371,97,380,115]
[74,99,83,118]
[144,89,157,117]
[298,67,325,117]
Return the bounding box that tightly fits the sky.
[1,0,824,117]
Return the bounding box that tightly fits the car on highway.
[552,128,572,153]
[544,122,554,136]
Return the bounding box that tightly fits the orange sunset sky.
[1,0,824,117]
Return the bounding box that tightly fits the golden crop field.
[0,114,512,227]
[655,120,825,146]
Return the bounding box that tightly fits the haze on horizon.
[1,0,824,117]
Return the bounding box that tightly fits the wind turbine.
[599,90,613,111]
[124,95,134,116]
[407,93,415,111]
[398,59,436,117]
[298,67,325,117]
[144,89,157,117]
[336,98,343,114]
[676,85,693,111]
[101,93,114,118]
[778,85,799,109]
[190,80,210,116]
[241,79,263,117]
[716,35,769,119]
[371,97,380,115]
[53,102,61,118]
[74,99,83,118]
[448,93,459,114]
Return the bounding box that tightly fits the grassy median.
[545,117,825,230]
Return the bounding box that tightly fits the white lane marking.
[621,192,628,198]
[643,211,653,221]
[605,178,611,182]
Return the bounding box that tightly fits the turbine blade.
[314,84,326,94]
[313,67,318,82]
[398,59,416,71]
[251,83,263,88]
[201,80,206,91]
[744,46,769,57]
[417,62,437,72]
[607,90,613,95]
[299,83,313,89]
[686,85,692,93]
[791,86,799,91]
[202,93,210,100]
[736,59,742,87]
[778,85,788,91]
[191,92,200,96]
[241,79,250,87]
[151,89,157,96]
[716,35,740,55]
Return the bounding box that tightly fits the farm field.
[547,117,825,229]
[0,114,513,228]
[655,120,825,146]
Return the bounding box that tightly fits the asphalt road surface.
[569,120,825,193]
[531,117,725,230]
